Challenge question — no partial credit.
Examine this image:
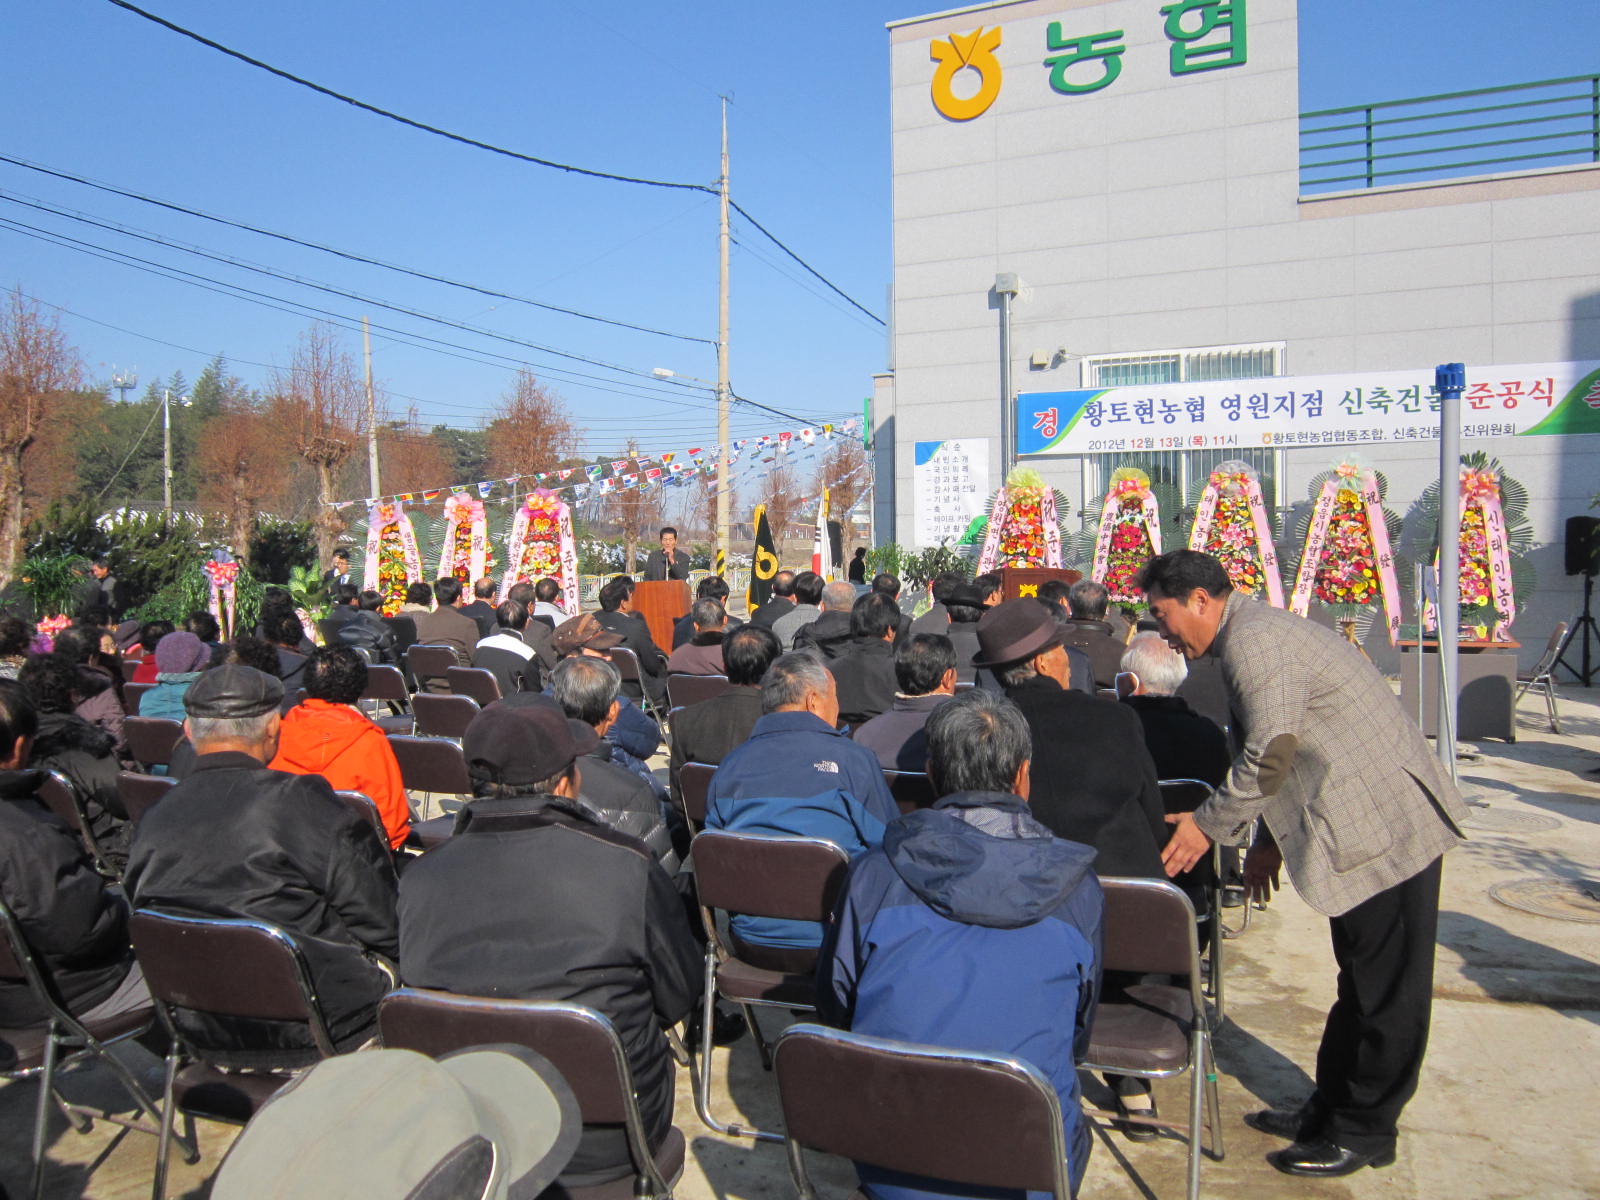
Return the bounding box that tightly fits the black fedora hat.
[972,598,1067,668]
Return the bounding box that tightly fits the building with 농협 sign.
[871,0,1600,668]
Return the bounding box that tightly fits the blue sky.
[4,0,1596,460]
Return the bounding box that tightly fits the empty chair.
[883,769,937,816]
[774,1023,1076,1200]
[411,692,479,738]
[1515,620,1568,733]
[117,770,177,823]
[689,829,851,1142]
[379,990,683,1200]
[388,734,472,846]
[123,681,153,716]
[0,896,194,1200]
[357,663,413,736]
[406,644,461,693]
[446,665,502,706]
[1079,877,1225,1200]
[129,910,341,1199]
[122,717,184,770]
[666,673,732,709]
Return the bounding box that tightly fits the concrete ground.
[5,684,1598,1199]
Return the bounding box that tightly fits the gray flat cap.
[183,665,284,719]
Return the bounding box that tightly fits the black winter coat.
[1004,675,1167,879]
[30,710,130,869]
[0,769,135,1024]
[827,638,899,729]
[125,752,399,1065]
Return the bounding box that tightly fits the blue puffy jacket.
[818,791,1103,1200]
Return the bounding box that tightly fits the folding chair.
[123,681,153,716]
[1079,878,1224,1200]
[387,735,473,845]
[118,771,177,823]
[316,618,344,647]
[123,717,184,770]
[666,673,731,709]
[406,644,461,693]
[676,761,716,830]
[1515,620,1567,733]
[610,647,667,732]
[884,769,937,816]
[37,770,119,879]
[1158,779,1227,1023]
[120,658,141,683]
[129,910,341,1200]
[689,829,851,1142]
[379,990,683,1200]
[774,1023,1074,1200]
[411,692,480,738]
[446,665,502,706]
[0,896,194,1200]
[359,664,413,736]
[333,791,389,852]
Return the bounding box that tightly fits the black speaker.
[1566,515,1600,577]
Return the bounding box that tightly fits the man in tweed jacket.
[1141,550,1465,1180]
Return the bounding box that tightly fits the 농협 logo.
[929,26,1003,121]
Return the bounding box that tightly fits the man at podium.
[643,527,691,582]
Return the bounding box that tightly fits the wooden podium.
[998,567,1082,601]
[632,580,691,651]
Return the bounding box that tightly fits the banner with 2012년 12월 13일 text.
[1015,361,1600,457]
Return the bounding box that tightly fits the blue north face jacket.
[817,791,1104,1200]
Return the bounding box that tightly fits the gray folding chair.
[1515,620,1567,733]
[774,1023,1074,1200]
[411,692,480,738]
[406,644,461,693]
[118,770,177,823]
[610,647,668,732]
[123,717,184,770]
[387,734,473,843]
[1079,877,1224,1200]
[0,897,194,1200]
[123,681,153,715]
[359,664,413,735]
[676,762,716,830]
[379,990,683,1200]
[666,673,732,708]
[883,769,937,816]
[447,665,502,706]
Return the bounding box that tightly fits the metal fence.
[1300,74,1600,194]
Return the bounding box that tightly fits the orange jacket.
[269,700,410,850]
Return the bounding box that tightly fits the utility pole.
[162,388,174,519]
[364,316,381,498]
[716,96,732,574]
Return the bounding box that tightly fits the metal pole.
[363,316,380,498]
[995,274,1020,482]
[162,388,172,519]
[1436,363,1465,778]
[715,98,732,575]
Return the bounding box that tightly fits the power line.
[0,153,713,346]
[97,0,884,326]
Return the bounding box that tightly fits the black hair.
[0,615,33,657]
[696,575,730,602]
[772,570,797,599]
[792,571,824,607]
[229,635,282,676]
[496,599,529,630]
[929,571,965,606]
[723,624,780,687]
[659,526,678,539]
[184,610,220,643]
[52,626,99,665]
[140,619,176,654]
[334,582,360,606]
[506,581,535,606]
[1038,579,1073,605]
[267,609,306,648]
[434,577,464,606]
[534,578,561,603]
[405,581,434,606]
[474,577,498,600]
[869,573,901,598]
[850,592,900,641]
[19,653,80,715]
[262,586,293,608]
[926,689,1031,798]
[1137,550,1233,601]
[0,677,40,752]
[305,644,369,705]
[973,573,1002,597]
[598,577,634,612]
[895,633,956,696]
[332,549,350,562]
[358,589,384,612]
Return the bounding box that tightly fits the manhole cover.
[1462,809,1562,833]
[1489,879,1600,924]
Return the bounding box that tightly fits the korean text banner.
[1016,361,1600,456]
[915,438,991,547]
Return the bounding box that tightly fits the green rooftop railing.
[1300,74,1600,194]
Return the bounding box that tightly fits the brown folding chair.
[118,771,177,823]
[333,791,390,853]
[406,644,461,693]
[1079,877,1224,1200]
[120,658,141,682]
[411,692,479,738]
[387,735,472,846]
[610,647,667,731]
[129,910,340,1200]
[774,1023,1074,1200]
[379,990,683,1200]
[123,681,153,715]
[37,770,118,880]
[0,896,194,1200]
[689,829,851,1142]
[447,665,502,706]
[359,664,413,736]
[1159,778,1228,1019]
[123,717,184,770]
[676,762,716,829]
[1515,620,1568,733]
[883,769,937,816]
[666,673,732,708]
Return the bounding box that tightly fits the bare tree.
[0,289,81,581]
[815,436,870,521]
[198,404,284,568]
[269,325,365,564]
[485,369,578,481]
[602,441,663,574]
[755,458,802,546]
[371,420,451,498]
